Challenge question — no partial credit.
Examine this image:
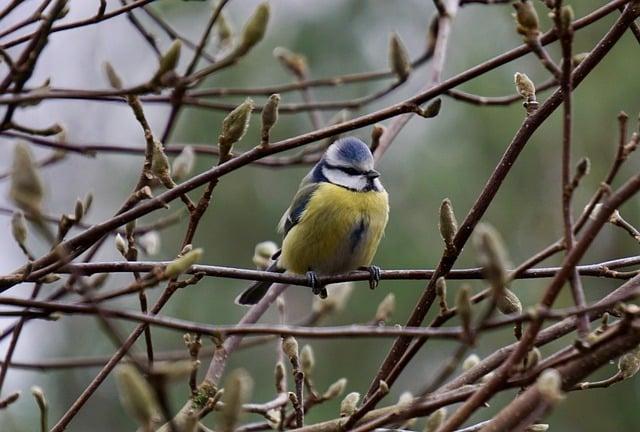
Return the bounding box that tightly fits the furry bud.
[164,248,203,278]
[536,369,564,403]
[10,142,44,214]
[300,345,315,376]
[375,293,396,323]
[514,72,536,99]
[323,378,347,400]
[253,241,278,270]
[282,336,299,361]
[339,392,360,417]
[497,288,523,315]
[139,231,161,256]
[115,365,159,427]
[273,47,307,77]
[439,198,458,254]
[151,140,172,184]
[261,94,280,146]
[424,408,447,432]
[115,233,128,257]
[219,369,253,432]
[74,198,84,222]
[157,40,182,78]
[389,32,411,81]
[11,211,27,245]
[618,349,640,379]
[171,145,195,181]
[104,62,123,89]
[219,98,255,160]
[236,2,269,56]
[462,354,480,371]
[313,282,353,314]
[513,0,539,39]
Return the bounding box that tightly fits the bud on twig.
[473,223,510,295]
[31,386,48,432]
[219,369,253,432]
[322,378,347,400]
[282,336,299,362]
[375,293,396,323]
[155,40,182,83]
[536,368,564,404]
[436,277,449,315]
[11,211,27,246]
[559,5,574,34]
[273,47,307,77]
[496,288,523,315]
[618,348,640,379]
[139,231,161,256]
[424,407,447,432]
[216,12,234,49]
[219,98,255,161]
[389,32,411,81]
[514,72,538,114]
[462,353,480,371]
[104,62,123,89]
[261,94,280,146]
[74,198,84,222]
[340,392,360,417]
[235,2,270,57]
[115,233,128,257]
[513,0,539,40]
[152,140,172,185]
[312,282,353,315]
[171,145,195,181]
[300,345,315,376]
[275,362,286,391]
[164,248,203,279]
[572,52,589,67]
[413,98,442,118]
[370,124,385,154]
[252,240,278,270]
[115,365,159,428]
[10,142,44,214]
[439,198,458,254]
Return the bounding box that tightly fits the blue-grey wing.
[277,182,320,235]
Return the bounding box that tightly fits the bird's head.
[318,137,383,192]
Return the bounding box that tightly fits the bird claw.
[360,265,381,290]
[306,271,327,298]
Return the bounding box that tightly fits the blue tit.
[236,136,389,305]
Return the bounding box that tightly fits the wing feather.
[277,183,319,235]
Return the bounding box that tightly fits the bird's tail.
[235,261,284,305]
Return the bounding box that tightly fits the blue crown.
[333,137,372,163]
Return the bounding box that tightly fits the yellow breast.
[279,183,389,275]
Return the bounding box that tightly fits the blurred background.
[0,0,639,430]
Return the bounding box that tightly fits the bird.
[236,136,389,305]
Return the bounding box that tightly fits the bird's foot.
[306,271,327,298]
[359,265,381,290]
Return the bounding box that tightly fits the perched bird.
[236,137,389,305]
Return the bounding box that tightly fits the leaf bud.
[462,353,480,371]
[536,368,564,404]
[281,336,299,362]
[322,378,347,400]
[171,145,195,181]
[115,365,159,427]
[375,293,396,323]
[11,211,27,245]
[235,2,270,56]
[260,94,280,146]
[164,248,203,278]
[339,392,360,417]
[439,198,458,254]
[389,32,411,81]
[300,344,315,376]
[424,408,447,432]
[219,369,253,432]
[219,98,255,160]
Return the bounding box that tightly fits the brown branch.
[364,0,640,403]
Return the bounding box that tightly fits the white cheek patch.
[372,178,384,192]
[322,167,368,191]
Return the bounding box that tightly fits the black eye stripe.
[324,162,363,176]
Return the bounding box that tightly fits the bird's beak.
[366,169,380,179]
